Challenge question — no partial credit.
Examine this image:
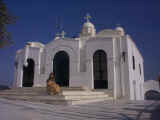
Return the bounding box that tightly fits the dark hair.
[47,72,55,82]
[49,72,54,77]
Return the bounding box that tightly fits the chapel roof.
[26,42,45,48]
[96,29,120,37]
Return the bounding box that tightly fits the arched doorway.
[53,51,69,87]
[22,59,35,87]
[93,50,108,89]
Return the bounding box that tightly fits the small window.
[14,61,18,69]
[139,64,141,75]
[132,56,135,70]
[122,52,126,62]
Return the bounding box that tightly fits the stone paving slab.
[0,98,159,120]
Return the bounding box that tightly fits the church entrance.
[93,50,108,89]
[53,51,69,87]
[22,59,35,87]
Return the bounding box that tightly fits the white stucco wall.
[126,35,144,100]
[14,43,44,87]
[14,49,25,87]
[85,37,114,89]
[44,38,80,87]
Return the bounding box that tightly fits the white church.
[14,14,144,100]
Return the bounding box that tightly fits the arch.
[53,51,69,87]
[22,59,35,87]
[93,50,108,89]
[51,45,76,61]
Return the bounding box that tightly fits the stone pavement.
[0,98,160,120]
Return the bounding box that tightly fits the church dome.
[81,21,96,37]
[83,21,95,28]
[115,26,125,36]
[80,14,96,37]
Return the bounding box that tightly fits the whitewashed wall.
[86,38,114,90]
[44,38,80,87]
[126,35,144,100]
[14,49,25,87]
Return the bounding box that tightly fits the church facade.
[14,15,144,100]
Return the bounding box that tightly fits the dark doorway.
[22,59,35,87]
[93,50,108,89]
[53,51,69,87]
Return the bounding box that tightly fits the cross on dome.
[81,13,96,37]
[115,24,125,36]
[54,32,61,40]
[84,13,91,22]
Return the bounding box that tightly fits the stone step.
[0,90,108,96]
[32,97,114,105]
[33,94,110,100]
[0,91,112,99]
[0,89,87,94]
[0,93,47,96]
[61,91,107,95]
[6,87,86,91]
[65,95,110,100]
[71,97,113,105]
[1,88,112,95]
[0,95,113,105]
[0,91,108,97]
[0,87,113,105]
[61,87,88,91]
[0,88,42,93]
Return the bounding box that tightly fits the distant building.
[14,14,144,100]
[144,80,160,93]
[144,80,160,100]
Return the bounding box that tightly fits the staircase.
[0,87,113,105]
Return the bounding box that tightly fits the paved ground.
[0,98,160,120]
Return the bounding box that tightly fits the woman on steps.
[46,72,61,95]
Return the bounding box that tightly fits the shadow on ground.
[151,104,160,120]
[120,101,160,120]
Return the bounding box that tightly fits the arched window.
[132,56,135,70]
[139,64,141,75]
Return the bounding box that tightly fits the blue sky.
[0,0,160,86]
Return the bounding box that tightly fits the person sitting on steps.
[46,72,61,95]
